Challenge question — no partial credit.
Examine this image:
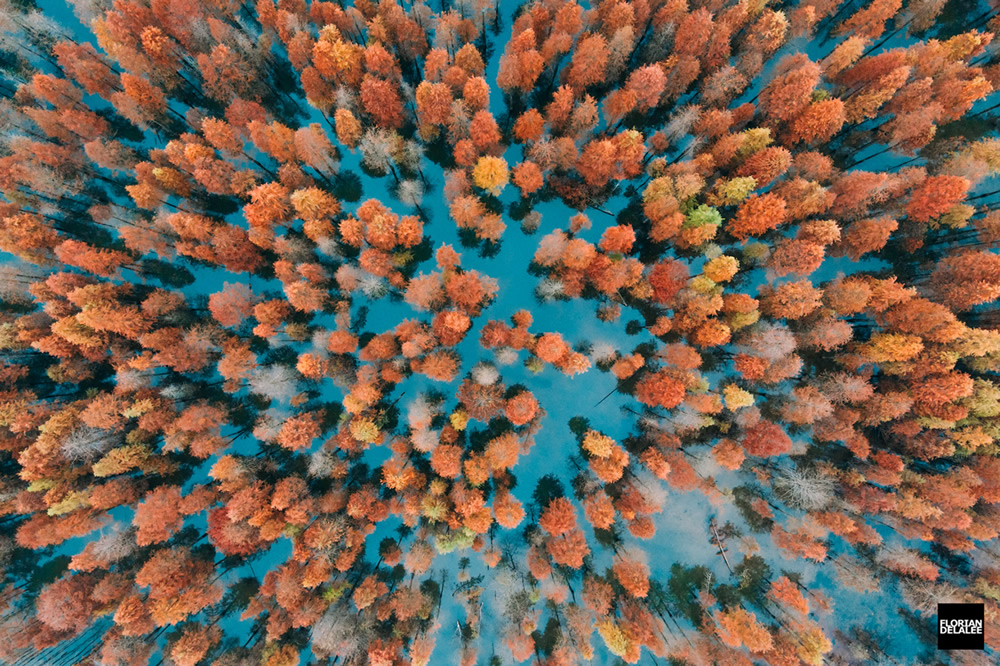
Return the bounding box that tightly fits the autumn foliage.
[0,0,998,664]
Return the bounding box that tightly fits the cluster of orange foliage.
[3,0,1000,664]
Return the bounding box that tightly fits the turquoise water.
[9,0,1000,664]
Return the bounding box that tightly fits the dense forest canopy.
[1,0,1000,664]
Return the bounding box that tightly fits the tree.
[472,156,509,196]
[505,391,539,425]
[171,624,220,666]
[135,548,222,625]
[929,251,1000,310]
[513,109,545,143]
[54,240,131,277]
[838,216,897,260]
[635,371,686,409]
[786,99,845,144]
[649,260,689,305]
[493,491,525,529]
[758,54,820,124]
[713,439,746,470]
[209,282,255,327]
[469,110,500,150]
[730,194,787,240]
[539,497,577,536]
[837,0,904,39]
[577,139,617,187]
[112,73,168,129]
[497,29,545,93]
[512,161,543,195]
[361,76,405,129]
[625,65,666,112]
[277,412,322,451]
[760,280,823,320]
[37,574,97,634]
[354,574,388,611]
[613,555,650,598]
[768,576,809,614]
[546,529,590,568]
[715,607,774,653]
[568,34,609,90]
[743,420,793,457]
[906,175,969,223]
[134,485,185,546]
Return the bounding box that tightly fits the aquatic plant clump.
[1,0,1000,664]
